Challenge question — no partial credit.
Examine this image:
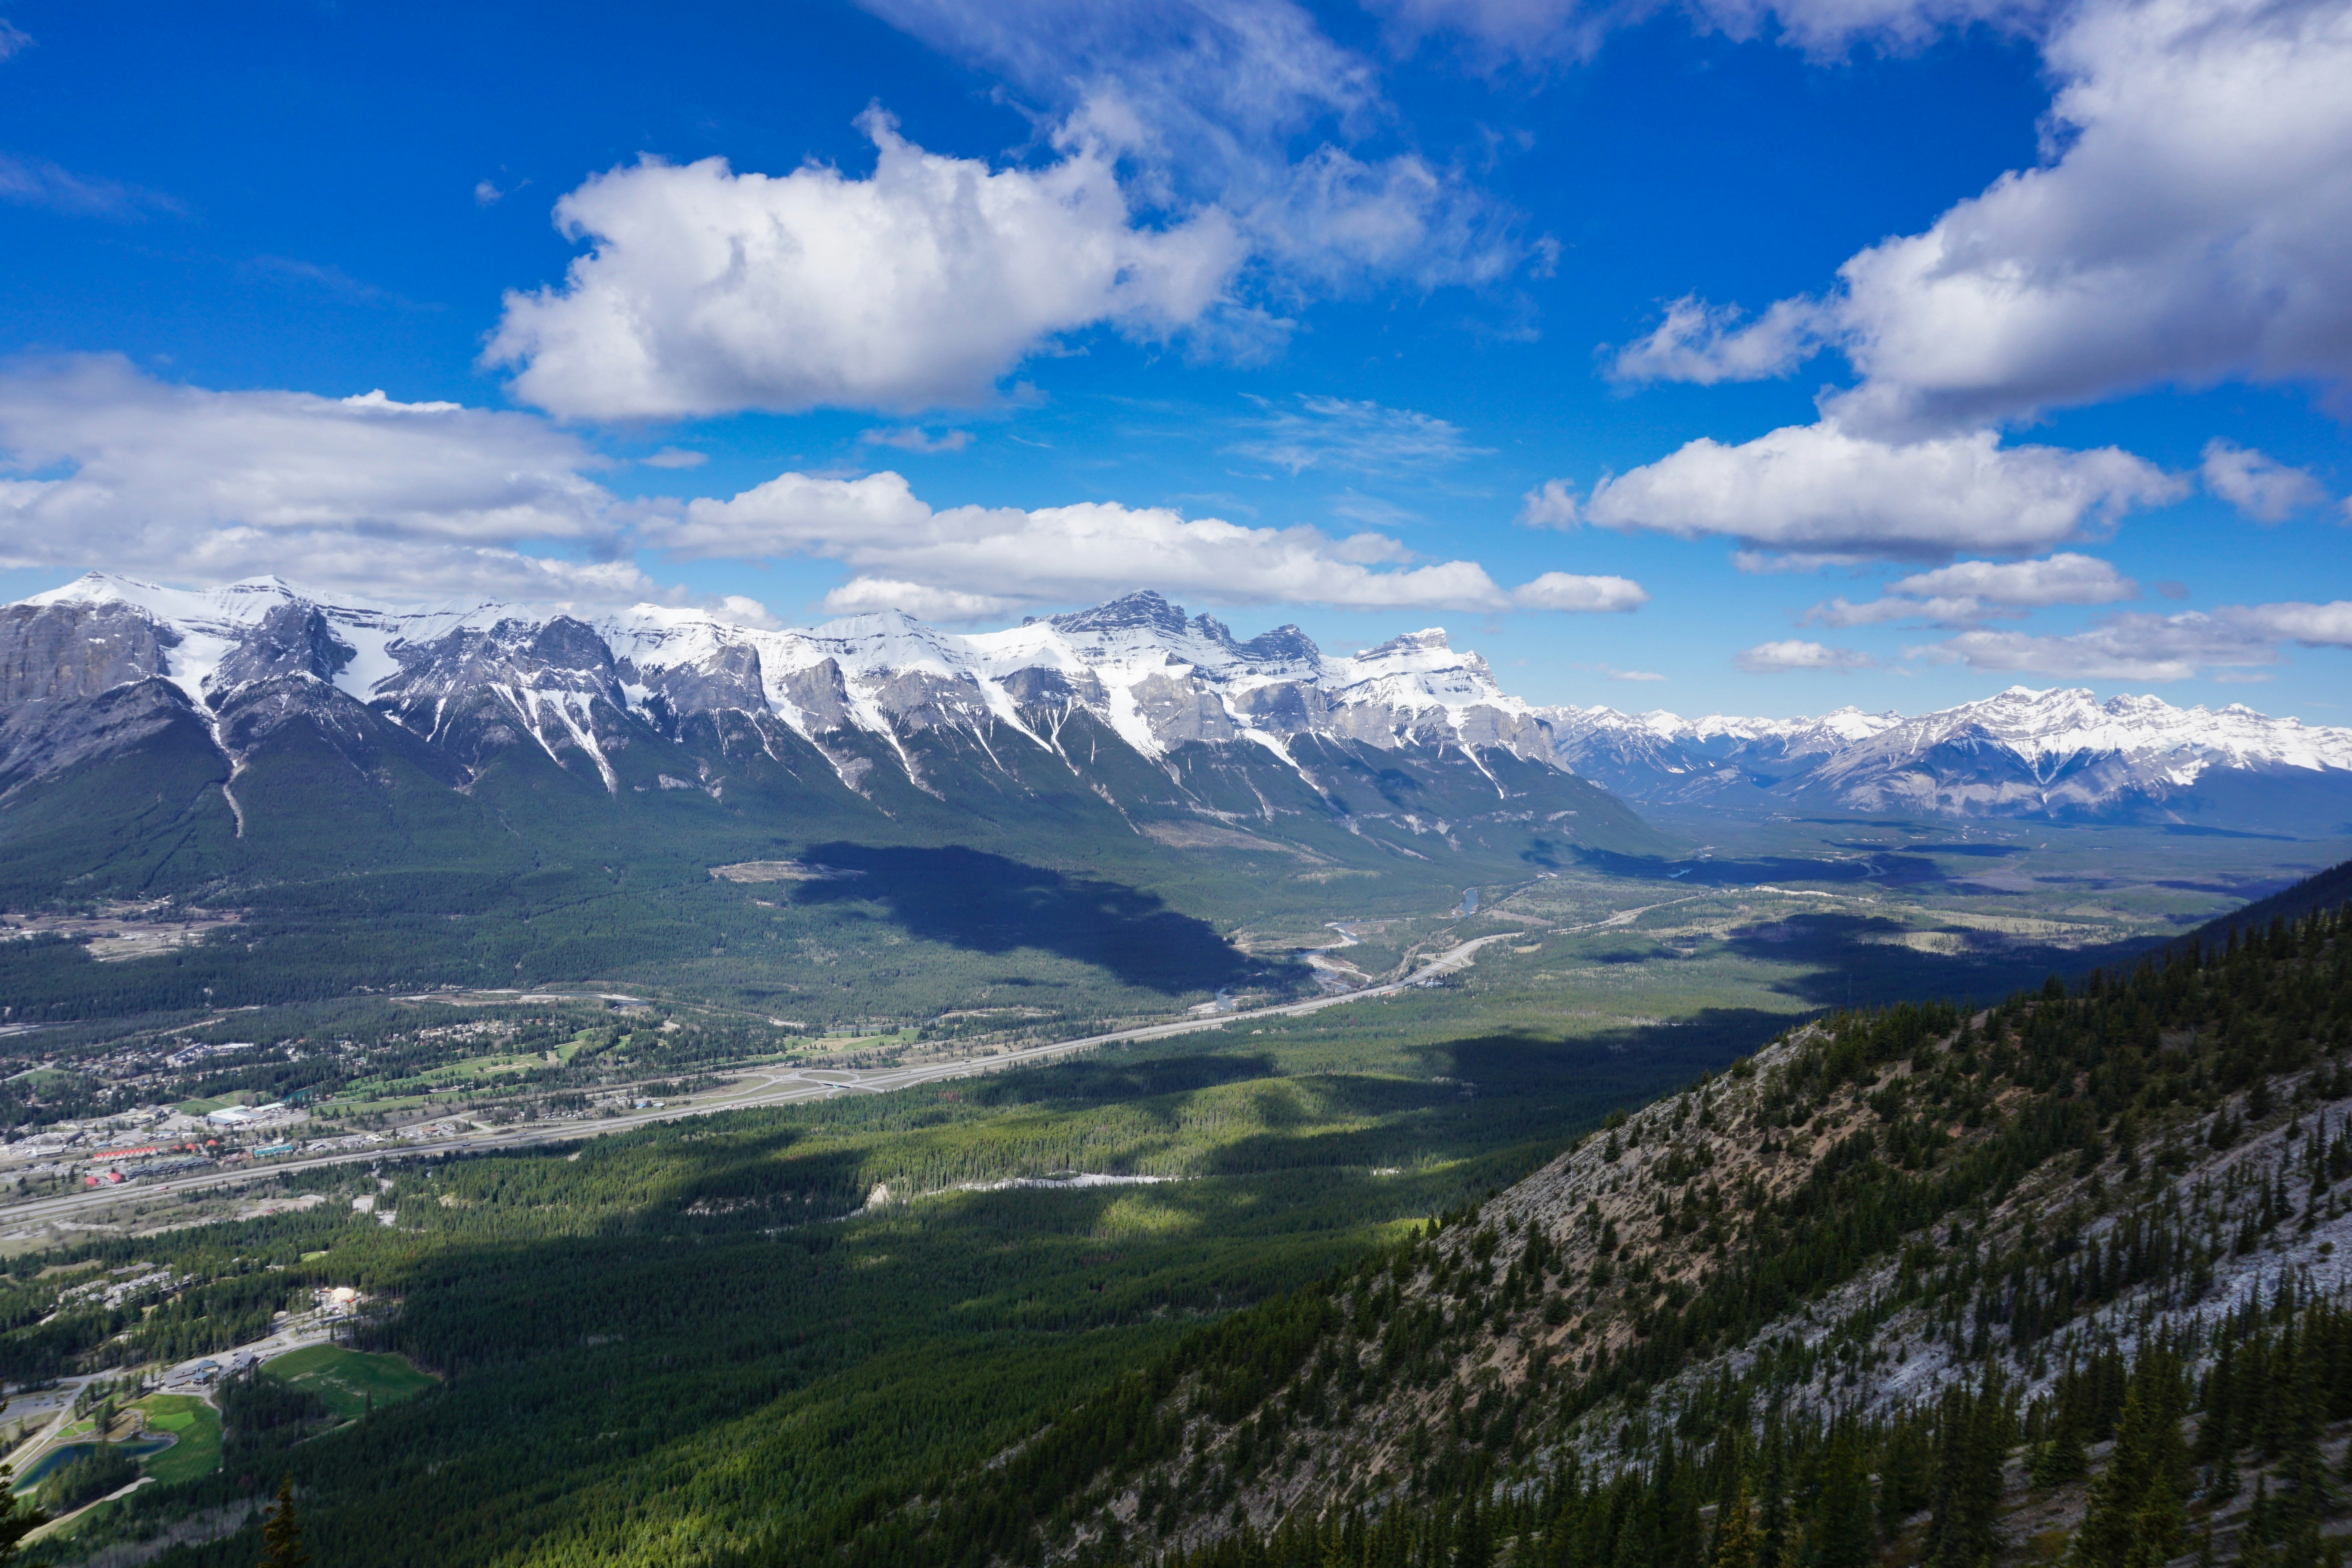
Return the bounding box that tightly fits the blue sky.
[0,0,2346,718]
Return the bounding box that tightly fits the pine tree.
[260,1476,309,1568]
[1877,1419,1931,1540]
[2277,1348,2330,1564]
[2270,1360,2329,1568]
[1925,1379,2005,1568]
[0,1466,51,1564]
[2124,1468,2184,1568]
[2033,1381,2089,1490]
[2076,1356,2187,1568]
[2239,1477,2277,1568]
[1756,1433,1791,1568]
[1711,1481,1760,1568]
[2196,1343,2239,1499]
[1807,1429,1875,1568]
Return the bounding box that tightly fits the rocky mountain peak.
[1047,589,1191,638]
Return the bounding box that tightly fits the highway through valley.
[0,918,1612,1231]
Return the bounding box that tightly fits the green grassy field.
[130,1394,220,1485]
[263,1346,436,1419]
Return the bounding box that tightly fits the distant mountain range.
[4,574,2348,909]
[1547,686,2352,830]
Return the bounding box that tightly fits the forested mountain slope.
[920,860,2352,1568]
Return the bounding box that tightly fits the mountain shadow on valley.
[791,843,1265,995]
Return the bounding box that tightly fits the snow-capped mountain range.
[4,573,2349,834]
[0,573,1554,785]
[1,575,1666,893]
[1546,688,2352,826]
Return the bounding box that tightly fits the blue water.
[11,1436,169,1491]
[1454,887,1479,916]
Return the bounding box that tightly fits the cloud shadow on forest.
[1573,848,1947,887]
[1722,911,2152,1009]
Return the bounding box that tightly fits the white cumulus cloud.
[1512,572,1649,612]
[2225,600,2352,649]
[1583,421,2182,559]
[1886,553,2140,607]
[1609,296,1822,386]
[1912,597,2352,680]
[487,111,1244,420]
[0,355,646,602]
[861,426,974,454]
[1920,612,2277,681]
[1804,553,2141,626]
[1735,639,1876,672]
[1515,478,1579,529]
[2,358,1647,624]
[654,467,1641,618]
[2200,440,2330,523]
[1802,594,2009,629]
[1610,0,2352,436]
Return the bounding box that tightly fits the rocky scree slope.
[904,866,2352,1567]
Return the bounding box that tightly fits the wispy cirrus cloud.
[0,153,181,220]
[862,426,975,454]
[1367,0,2047,65]
[1226,394,1486,476]
[859,0,1528,294]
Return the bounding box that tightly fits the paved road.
[0,916,1629,1230]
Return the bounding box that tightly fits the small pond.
[11,1435,172,1490]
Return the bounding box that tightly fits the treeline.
[1146,1283,2352,1568]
